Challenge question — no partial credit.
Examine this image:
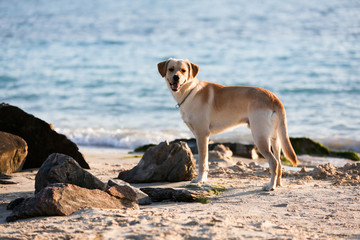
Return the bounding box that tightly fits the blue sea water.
[1,0,360,151]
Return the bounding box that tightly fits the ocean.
[1,0,360,152]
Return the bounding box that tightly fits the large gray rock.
[107,179,151,205]
[7,183,139,222]
[0,103,89,169]
[35,153,105,193]
[118,141,196,183]
[0,131,28,174]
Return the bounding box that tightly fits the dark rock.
[0,103,89,169]
[107,179,151,205]
[289,137,359,161]
[171,137,359,161]
[329,150,360,161]
[218,143,257,159]
[170,138,198,153]
[6,197,25,210]
[170,138,257,158]
[290,137,330,155]
[0,131,28,174]
[118,141,196,183]
[140,187,175,202]
[35,153,105,193]
[6,183,138,222]
[133,144,156,153]
[140,187,211,202]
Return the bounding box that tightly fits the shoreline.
[0,146,359,239]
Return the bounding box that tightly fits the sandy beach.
[0,146,359,240]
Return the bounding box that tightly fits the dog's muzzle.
[170,75,181,92]
[170,82,181,92]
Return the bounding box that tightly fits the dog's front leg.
[191,134,210,184]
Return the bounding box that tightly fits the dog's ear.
[157,60,169,77]
[186,60,199,79]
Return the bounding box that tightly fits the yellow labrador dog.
[158,58,298,191]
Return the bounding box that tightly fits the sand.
[0,146,359,240]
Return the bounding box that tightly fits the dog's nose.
[173,75,179,82]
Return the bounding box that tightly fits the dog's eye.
[181,69,186,73]
[169,68,174,72]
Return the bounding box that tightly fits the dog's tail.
[277,107,298,167]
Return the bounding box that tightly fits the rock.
[133,144,156,153]
[118,141,196,183]
[106,185,138,202]
[170,138,257,159]
[0,131,28,174]
[215,143,257,159]
[209,144,234,166]
[107,179,152,205]
[289,137,359,161]
[144,137,360,161]
[0,103,89,169]
[6,183,138,222]
[6,197,25,210]
[290,137,330,155]
[35,153,105,193]
[170,138,198,153]
[140,187,211,202]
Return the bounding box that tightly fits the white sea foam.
[57,128,192,149]
[58,127,360,153]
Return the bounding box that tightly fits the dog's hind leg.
[255,138,279,191]
[250,110,280,191]
[271,136,282,187]
[191,134,210,184]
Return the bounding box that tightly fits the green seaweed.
[289,137,359,161]
[196,197,211,204]
[121,155,142,159]
[181,184,228,204]
[330,150,360,161]
[208,185,227,196]
[290,137,330,155]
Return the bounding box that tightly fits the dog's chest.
[180,108,190,123]
[180,108,196,132]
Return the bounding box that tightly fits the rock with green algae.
[290,137,359,161]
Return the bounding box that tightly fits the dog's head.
[157,58,199,92]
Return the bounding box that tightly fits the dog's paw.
[262,184,276,191]
[191,174,208,184]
